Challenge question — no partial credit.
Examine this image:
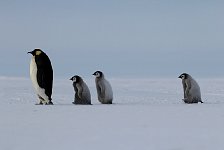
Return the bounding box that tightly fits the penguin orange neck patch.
[35,50,42,56]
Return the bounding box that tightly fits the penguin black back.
[36,50,52,100]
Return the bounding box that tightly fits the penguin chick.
[178,73,203,104]
[70,75,91,105]
[28,49,53,105]
[93,71,113,104]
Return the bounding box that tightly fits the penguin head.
[27,49,44,56]
[70,75,81,83]
[93,71,103,78]
[178,73,188,79]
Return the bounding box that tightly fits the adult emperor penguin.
[93,71,113,104]
[178,73,203,104]
[70,75,91,105]
[28,49,53,105]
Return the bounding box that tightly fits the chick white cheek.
[96,73,100,78]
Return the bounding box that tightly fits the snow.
[1,77,224,150]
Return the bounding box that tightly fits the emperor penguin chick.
[93,71,113,104]
[178,73,203,104]
[70,75,91,105]
[28,49,53,105]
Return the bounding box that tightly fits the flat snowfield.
[1,77,224,150]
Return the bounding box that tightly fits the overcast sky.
[0,0,224,78]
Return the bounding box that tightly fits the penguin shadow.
[181,99,204,104]
[52,103,93,106]
[44,101,119,106]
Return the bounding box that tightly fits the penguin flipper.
[182,81,187,98]
[98,84,105,99]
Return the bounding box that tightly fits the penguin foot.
[72,101,92,105]
[47,101,54,105]
[101,102,113,104]
[182,98,192,104]
[183,99,203,104]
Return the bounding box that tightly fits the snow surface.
[1,77,224,150]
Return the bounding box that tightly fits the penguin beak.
[178,75,181,78]
[27,51,32,54]
[69,77,73,81]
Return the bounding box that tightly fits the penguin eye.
[181,75,185,79]
[96,72,100,77]
[73,77,77,82]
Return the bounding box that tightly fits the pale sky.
[0,0,224,78]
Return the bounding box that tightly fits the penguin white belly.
[30,57,49,102]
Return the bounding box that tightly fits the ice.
[0,77,224,150]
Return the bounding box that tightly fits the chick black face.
[93,71,103,78]
[27,49,43,56]
[178,73,188,79]
[70,75,81,83]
